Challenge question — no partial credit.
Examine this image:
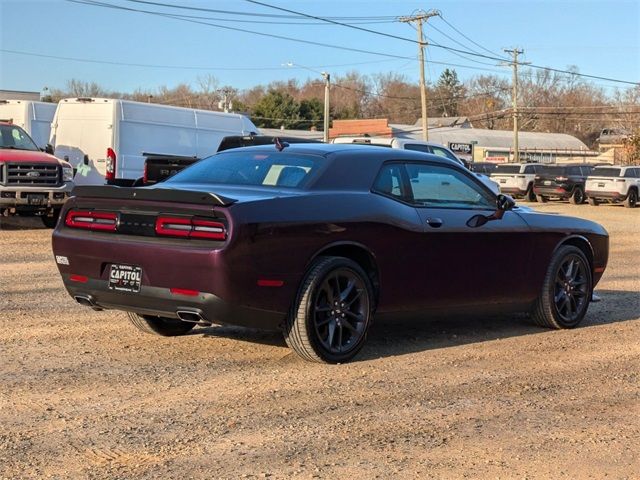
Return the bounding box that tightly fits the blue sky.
[1,0,638,95]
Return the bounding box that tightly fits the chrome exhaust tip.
[176,310,211,326]
[74,295,95,307]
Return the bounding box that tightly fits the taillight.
[105,148,116,182]
[555,176,569,182]
[155,216,226,241]
[143,161,148,184]
[65,210,118,231]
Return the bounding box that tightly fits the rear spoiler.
[71,186,237,207]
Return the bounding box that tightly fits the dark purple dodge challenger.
[52,144,609,363]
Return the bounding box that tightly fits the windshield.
[591,167,621,177]
[165,151,323,188]
[0,124,39,151]
[494,165,521,174]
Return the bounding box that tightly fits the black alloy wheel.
[624,189,638,208]
[532,245,592,329]
[569,187,585,205]
[284,256,374,363]
[525,185,537,202]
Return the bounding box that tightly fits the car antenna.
[274,137,289,152]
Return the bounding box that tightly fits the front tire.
[41,209,61,229]
[284,256,374,363]
[569,187,585,205]
[127,312,195,336]
[531,245,592,329]
[624,189,638,208]
[536,194,547,203]
[525,185,536,202]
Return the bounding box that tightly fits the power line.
[0,47,406,71]
[122,0,398,20]
[437,15,508,60]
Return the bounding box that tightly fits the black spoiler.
[71,186,237,207]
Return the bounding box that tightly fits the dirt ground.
[1,202,638,479]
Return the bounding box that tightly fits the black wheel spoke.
[340,279,356,302]
[316,317,332,327]
[327,321,336,348]
[341,318,357,333]
[345,289,363,307]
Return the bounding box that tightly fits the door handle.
[426,217,443,228]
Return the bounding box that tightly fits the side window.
[624,168,635,178]
[372,164,406,200]
[568,166,580,176]
[405,163,495,209]
[429,146,459,162]
[581,166,593,176]
[524,165,534,174]
[404,144,431,154]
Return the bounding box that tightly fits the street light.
[284,62,330,143]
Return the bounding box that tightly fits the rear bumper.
[585,190,627,201]
[499,186,528,196]
[0,182,73,209]
[61,275,285,330]
[533,185,569,198]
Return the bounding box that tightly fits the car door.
[401,161,533,309]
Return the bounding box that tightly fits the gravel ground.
[1,202,638,479]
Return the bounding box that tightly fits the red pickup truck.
[0,122,74,227]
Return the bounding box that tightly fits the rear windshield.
[537,166,567,175]
[494,165,521,174]
[591,167,621,177]
[165,151,322,188]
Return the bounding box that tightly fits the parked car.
[49,98,259,187]
[470,162,498,176]
[0,100,56,149]
[143,135,321,185]
[533,164,594,204]
[332,136,499,193]
[491,163,543,202]
[52,144,608,363]
[0,122,73,227]
[585,165,640,208]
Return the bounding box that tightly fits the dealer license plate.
[598,183,605,187]
[500,179,507,183]
[544,180,551,185]
[27,194,46,206]
[109,264,142,293]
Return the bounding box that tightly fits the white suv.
[586,165,640,208]
[490,163,543,202]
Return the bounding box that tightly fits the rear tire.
[536,194,547,203]
[624,189,638,208]
[41,209,61,229]
[569,187,585,205]
[525,185,536,202]
[587,197,599,206]
[284,256,374,363]
[126,312,195,336]
[531,245,592,329]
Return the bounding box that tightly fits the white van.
[50,98,259,186]
[0,100,57,148]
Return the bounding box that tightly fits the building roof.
[413,116,472,128]
[259,127,324,140]
[392,125,590,151]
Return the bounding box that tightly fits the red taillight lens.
[105,148,116,182]
[143,161,148,184]
[155,216,226,240]
[65,210,118,231]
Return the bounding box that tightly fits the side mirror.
[44,144,54,155]
[496,194,515,211]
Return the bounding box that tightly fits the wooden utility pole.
[504,48,528,162]
[400,10,439,141]
[322,72,330,143]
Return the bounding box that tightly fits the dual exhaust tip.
[73,295,210,325]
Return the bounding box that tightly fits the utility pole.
[503,48,528,163]
[400,10,439,141]
[322,72,330,143]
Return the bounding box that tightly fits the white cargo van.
[50,98,259,186]
[0,100,57,148]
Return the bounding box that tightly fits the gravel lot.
[1,203,638,479]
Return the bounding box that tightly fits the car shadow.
[189,289,639,362]
[0,216,46,230]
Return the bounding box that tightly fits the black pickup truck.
[142,135,320,185]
